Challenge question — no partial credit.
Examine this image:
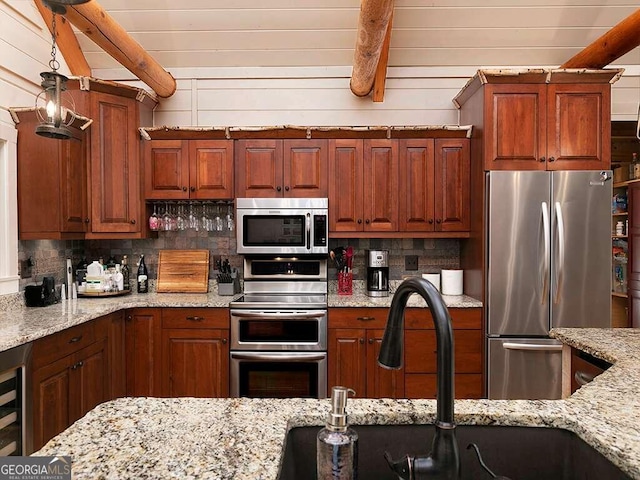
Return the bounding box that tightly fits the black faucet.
[378,277,460,480]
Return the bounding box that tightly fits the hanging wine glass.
[176,201,187,231]
[188,202,199,231]
[226,202,234,231]
[148,203,159,231]
[215,201,224,231]
[163,201,172,231]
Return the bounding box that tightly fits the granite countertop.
[34,328,640,479]
[0,285,481,353]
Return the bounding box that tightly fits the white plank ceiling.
[76,0,640,71]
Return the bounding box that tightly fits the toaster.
[24,277,57,307]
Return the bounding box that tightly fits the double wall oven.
[230,198,329,399]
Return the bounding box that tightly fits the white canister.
[421,273,440,292]
[441,269,463,295]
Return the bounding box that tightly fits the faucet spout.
[378,277,460,480]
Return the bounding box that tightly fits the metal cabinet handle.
[69,335,82,344]
[222,338,227,344]
[71,361,84,370]
[548,156,556,162]
[190,186,196,192]
[285,186,290,191]
[356,316,375,321]
[277,186,282,192]
[359,338,365,344]
[365,219,370,224]
[186,316,204,321]
[539,156,546,163]
[357,219,362,224]
[130,219,136,224]
[436,219,441,224]
[428,219,434,224]
[126,315,132,321]
[182,186,187,192]
[503,342,563,352]
[574,371,595,386]
[368,338,374,344]
[84,218,90,223]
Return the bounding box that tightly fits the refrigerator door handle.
[503,342,563,352]
[540,202,550,303]
[553,201,566,304]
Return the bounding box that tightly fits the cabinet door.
[125,309,162,397]
[89,91,141,233]
[404,330,482,374]
[363,139,398,231]
[399,139,435,231]
[69,340,108,424]
[189,140,234,199]
[328,328,366,397]
[235,139,283,197]
[162,329,229,397]
[485,84,547,170]
[434,139,470,232]
[32,356,70,451]
[366,330,404,398]
[144,140,189,199]
[547,83,610,170]
[59,136,88,233]
[283,139,328,197]
[329,139,364,232]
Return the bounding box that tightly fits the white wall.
[0,0,71,293]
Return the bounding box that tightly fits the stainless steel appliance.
[366,249,389,297]
[229,256,328,398]
[486,170,612,400]
[0,343,32,455]
[236,198,328,255]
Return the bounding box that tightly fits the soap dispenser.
[317,386,358,479]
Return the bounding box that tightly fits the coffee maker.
[366,250,389,297]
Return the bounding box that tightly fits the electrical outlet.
[405,255,419,271]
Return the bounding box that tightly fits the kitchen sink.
[278,424,632,480]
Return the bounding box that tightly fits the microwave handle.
[306,213,311,250]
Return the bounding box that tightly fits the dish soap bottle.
[317,386,358,479]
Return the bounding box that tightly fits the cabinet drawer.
[405,373,483,399]
[405,308,481,330]
[162,308,229,329]
[32,322,96,370]
[329,308,388,329]
[404,329,482,374]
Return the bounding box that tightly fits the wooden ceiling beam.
[63,1,176,98]
[34,0,91,76]
[372,11,393,103]
[350,0,394,98]
[561,8,640,68]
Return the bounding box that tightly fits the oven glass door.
[230,351,327,398]
[231,310,327,351]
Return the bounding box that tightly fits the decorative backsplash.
[18,234,459,291]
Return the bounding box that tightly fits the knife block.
[217,273,240,296]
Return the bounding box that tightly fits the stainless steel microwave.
[236,198,328,255]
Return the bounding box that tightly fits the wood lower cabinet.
[144,139,234,200]
[328,308,404,399]
[32,323,108,451]
[161,308,229,397]
[235,139,328,198]
[125,308,162,397]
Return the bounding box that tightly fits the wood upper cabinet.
[328,308,404,399]
[328,139,398,232]
[125,308,162,397]
[87,91,143,235]
[160,308,230,398]
[399,138,470,232]
[144,139,234,199]
[15,110,88,240]
[477,80,611,171]
[235,139,328,198]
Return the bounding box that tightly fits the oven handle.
[231,311,326,319]
[230,352,327,362]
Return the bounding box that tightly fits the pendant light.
[42,0,91,15]
[34,10,76,139]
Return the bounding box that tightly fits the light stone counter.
[33,328,640,479]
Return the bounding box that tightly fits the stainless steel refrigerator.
[486,170,612,400]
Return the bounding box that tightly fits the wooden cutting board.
[157,250,210,293]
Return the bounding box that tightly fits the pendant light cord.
[49,13,60,72]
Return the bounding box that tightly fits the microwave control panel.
[313,215,327,247]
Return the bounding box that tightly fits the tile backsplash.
[18,234,459,290]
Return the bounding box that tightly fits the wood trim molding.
[372,11,393,103]
[561,8,640,68]
[33,0,91,76]
[63,1,176,98]
[350,0,394,98]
